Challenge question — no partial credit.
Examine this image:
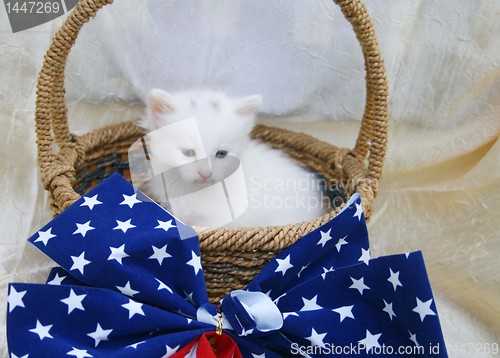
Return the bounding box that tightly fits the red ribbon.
[172,332,242,358]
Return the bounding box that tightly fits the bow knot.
[220,290,283,337]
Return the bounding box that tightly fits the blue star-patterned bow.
[7,173,448,357]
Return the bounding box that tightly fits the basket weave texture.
[35,0,388,303]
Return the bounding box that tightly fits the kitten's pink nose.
[198,171,213,181]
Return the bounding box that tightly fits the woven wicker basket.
[36,0,388,303]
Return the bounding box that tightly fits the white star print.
[297,264,309,278]
[349,276,370,295]
[155,219,176,232]
[408,331,420,346]
[283,312,299,319]
[274,293,286,305]
[126,341,145,349]
[241,328,255,336]
[34,228,56,246]
[29,320,53,341]
[80,194,102,210]
[275,255,293,276]
[67,347,93,358]
[164,344,180,357]
[149,244,172,265]
[122,299,145,319]
[251,353,266,358]
[382,299,396,320]
[113,219,136,233]
[61,289,86,314]
[116,281,140,297]
[47,272,66,285]
[353,202,363,221]
[156,278,173,294]
[186,251,202,275]
[8,286,27,312]
[387,268,402,291]
[11,354,29,358]
[73,221,95,238]
[87,323,113,347]
[332,305,355,322]
[412,297,436,322]
[358,248,370,265]
[300,295,323,312]
[108,244,129,265]
[183,291,195,305]
[305,327,327,347]
[120,193,142,208]
[70,252,91,275]
[335,235,348,252]
[317,228,333,247]
[358,330,382,353]
[321,266,334,280]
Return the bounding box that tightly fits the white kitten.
[138,89,326,227]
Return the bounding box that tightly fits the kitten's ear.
[234,95,262,117]
[146,89,179,128]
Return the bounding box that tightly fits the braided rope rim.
[35,0,388,298]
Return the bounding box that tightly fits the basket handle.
[337,0,388,183]
[36,0,113,190]
[36,0,387,189]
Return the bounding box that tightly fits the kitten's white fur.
[139,89,326,227]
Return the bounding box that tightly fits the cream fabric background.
[1,1,499,357]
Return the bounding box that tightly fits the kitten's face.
[141,90,261,188]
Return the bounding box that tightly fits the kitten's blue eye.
[216,150,228,158]
[181,148,196,157]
